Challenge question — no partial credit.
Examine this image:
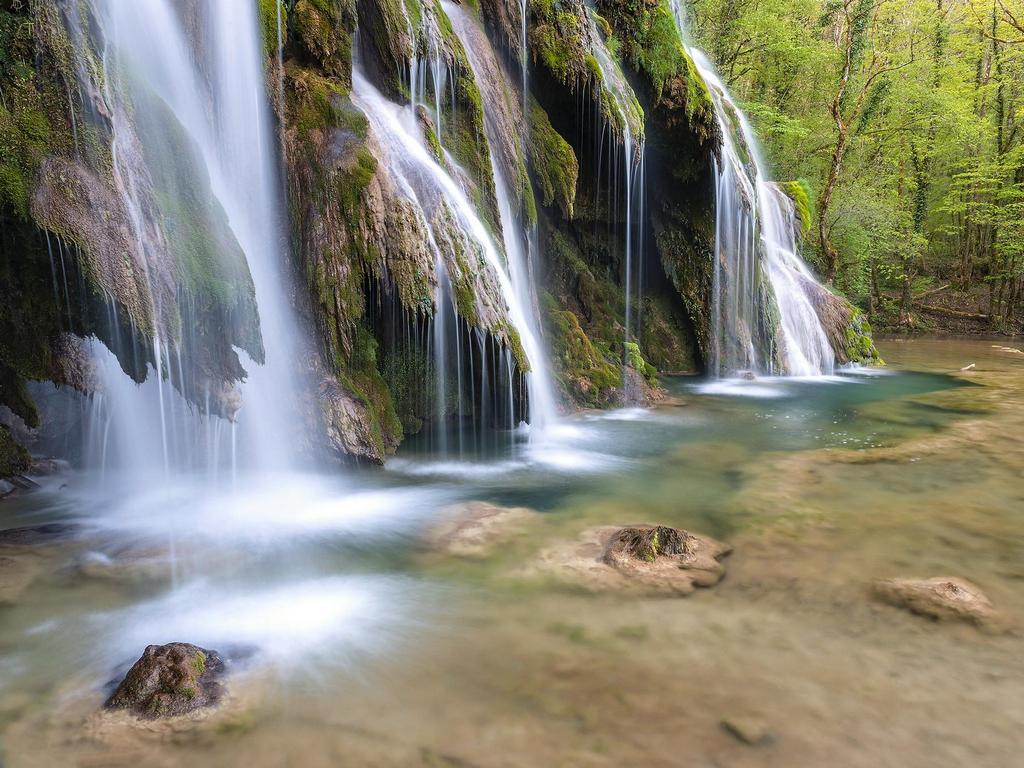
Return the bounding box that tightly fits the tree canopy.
[689,0,1024,330]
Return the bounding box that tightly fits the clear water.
[2,340,1022,767]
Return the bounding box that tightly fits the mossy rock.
[291,0,356,84]
[106,643,226,719]
[543,293,622,407]
[527,99,578,220]
[0,424,31,478]
[779,179,814,237]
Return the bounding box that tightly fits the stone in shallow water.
[531,524,732,595]
[721,716,774,746]
[106,643,226,718]
[428,502,537,557]
[872,577,997,626]
[0,555,39,604]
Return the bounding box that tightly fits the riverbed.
[1,338,1022,767]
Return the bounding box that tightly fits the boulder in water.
[531,524,731,595]
[106,643,226,718]
[872,577,997,627]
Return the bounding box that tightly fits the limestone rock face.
[873,577,998,627]
[532,524,731,595]
[106,643,226,719]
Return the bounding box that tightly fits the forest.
[689,0,1024,331]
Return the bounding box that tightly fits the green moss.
[529,0,591,86]
[528,100,578,220]
[543,292,622,408]
[338,325,403,456]
[133,90,263,361]
[437,17,500,229]
[779,179,814,237]
[357,0,413,98]
[258,0,287,57]
[624,341,658,385]
[843,308,884,366]
[0,11,71,219]
[292,0,355,83]
[191,650,207,676]
[597,0,715,136]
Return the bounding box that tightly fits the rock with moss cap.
[106,643,226,719]
[531,523,731,595]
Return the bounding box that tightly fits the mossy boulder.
[106,643,226,719]
[804,282,882,366]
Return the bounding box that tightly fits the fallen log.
[913,283,950,300]
[916,303,990,320]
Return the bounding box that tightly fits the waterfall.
[668,2,834,376]
[350,49,555,443]
[61,0,302,481]
[583,5,646,353]
[443,2,559,431]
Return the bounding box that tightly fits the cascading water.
[59,0,302,482]
[350,49,556,446]
[583,5,647,353]
[668,2,834,377]
[443,2,559,432]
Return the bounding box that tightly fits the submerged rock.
[73,546,170,585]
[0,555,40,604]
[721,716,775,746]
[106,643,226,719]
[872,577,997,627]
[428,502,538,557]
[532,524,731,595]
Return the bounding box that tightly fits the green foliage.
[689,0,1024,328]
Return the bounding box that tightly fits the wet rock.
[531,524,731,595]
[28,457,70,477]
[721,716,774,746]
[0,523,79,548]
[429,502,538,557]
[872,577,997,627]
[106,643,226,719]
